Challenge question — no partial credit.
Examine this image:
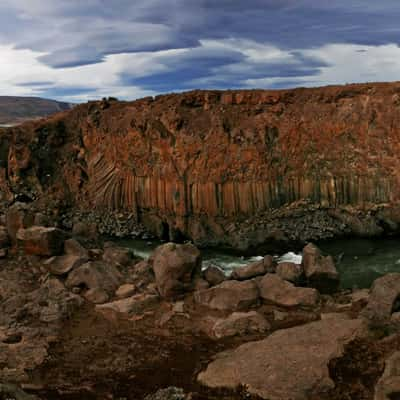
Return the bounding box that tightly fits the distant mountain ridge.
[0,96,74,126]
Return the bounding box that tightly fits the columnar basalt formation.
[2,82,400,249]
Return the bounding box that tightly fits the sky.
[1,0,400,103]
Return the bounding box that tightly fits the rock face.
[16,226,65,256]
[194,280,259,311]
[151,243,201,298]
[3,83,400,248]
[198,317,368,400]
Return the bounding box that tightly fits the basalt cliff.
[2,82,400,250]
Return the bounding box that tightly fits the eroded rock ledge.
[2,82,400,248]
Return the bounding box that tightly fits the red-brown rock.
[151,242,202,298]
[16,226,66,256]
[302,243,339,293]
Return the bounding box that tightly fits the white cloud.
[303,43,400,85]
[2,39,400,102]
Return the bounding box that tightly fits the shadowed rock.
[65,261,122,302]
[16,226,66,256]
[203,264,226,286]
[302,243,339,294]
[361,273,400,327]
[151,242,201,298]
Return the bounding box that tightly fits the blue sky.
[1,0,400,102]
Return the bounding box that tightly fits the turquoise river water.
[117,237,400,289]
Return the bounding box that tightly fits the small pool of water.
[116,237,400,290]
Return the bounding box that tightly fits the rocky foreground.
[1,203,400,399]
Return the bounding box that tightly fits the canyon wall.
[3,82,400,249]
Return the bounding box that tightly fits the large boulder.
[202,264,226,286]
[198,317,368,400]
[276,262,303,284]
[258,273,319,307]
[16,226,66,256]
[302,243,340,293]
[65,261,122,302]
[212,311,270,339]
[64,238,89,259]
[151,242,201,298]
[102,243,133,267]
[230,255,274,280]
[43,255,88,276]
[375,351,400,400]
[361,273,400,327]
[194,280,259,311]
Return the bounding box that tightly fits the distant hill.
[0,96,74,126]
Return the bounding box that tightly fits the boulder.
[302,243,340,293]
[258,273,319,307]
[276,262,303,283]
[0,226,9,248]
[64,238,89,259]
[84,288,109,304]
[102,244,132,267]
[231,255,274,280]
[375,351,400,400]
[194,280,259,311]
[6,202,34,243]
[203,264,226,286]
[198,317,368,400]
[151,242,201,298]
[65,261,122,299]
[16,226,66,256]
[212,311,270,339]
[96,293,159,315]
[115,283,136,299]
[361,273,400,326]
[193,277,210,291]
[43,255,88,276]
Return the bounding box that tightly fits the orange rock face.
[3,83,400,249]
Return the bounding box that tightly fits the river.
[116,237,400,290]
